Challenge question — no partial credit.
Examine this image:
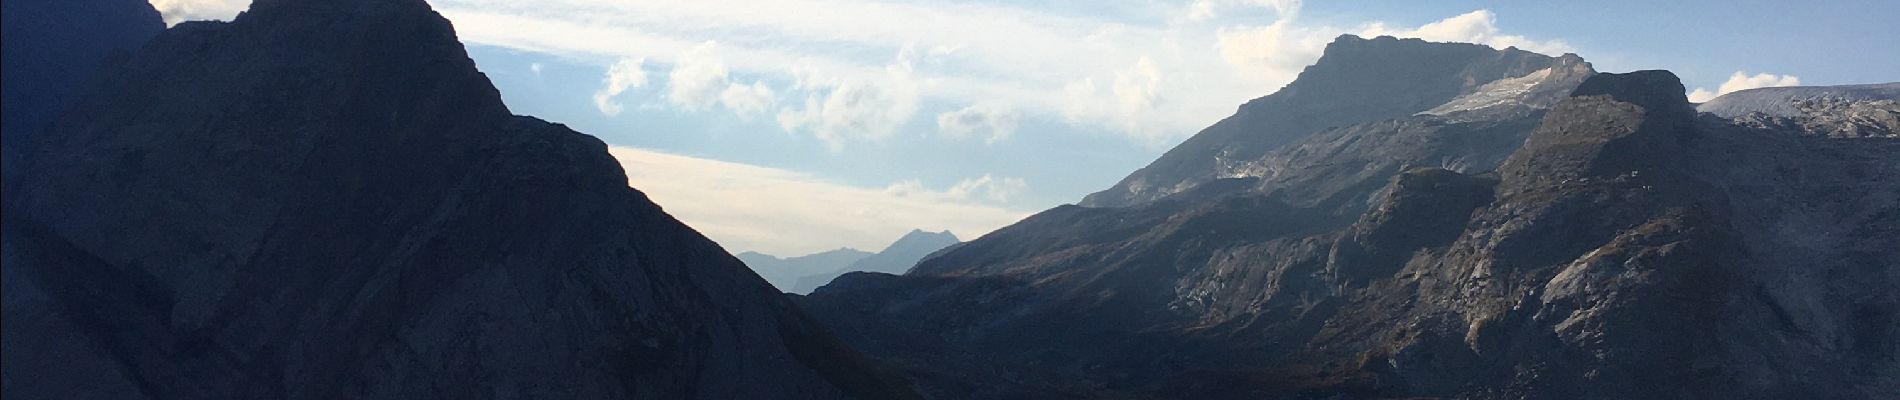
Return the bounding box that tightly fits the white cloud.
[1185,0,1302,22]
[775,49,922,150]
[885,174,1028,204]
[667,41,732,110]
[1357,10,1573,56]
[1687,71,1802,103]
[721,80,777,118]
[609,146,1030,255]
[156,0,1582,147]
[1216,20,1330,87]
[592,57,649,116]
[530,62,544,75]
[147,0,246,25]
[949,175,1028,203]
[937,102,1022,144]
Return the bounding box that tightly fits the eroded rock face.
[0,0,916,399]
[798,71,1900,399]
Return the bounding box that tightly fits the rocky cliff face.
[799,70,1899,398]
[1079,34,1593,208]
[0,0,164,189]
[0,0,916,399]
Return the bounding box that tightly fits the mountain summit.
[0,0,916,398]
[1079,34,1593,208]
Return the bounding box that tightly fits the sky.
[147,0,1898,256]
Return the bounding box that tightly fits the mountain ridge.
[798,45,1899,398]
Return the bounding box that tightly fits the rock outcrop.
[0,0,917,399]
[799,69,1900,398]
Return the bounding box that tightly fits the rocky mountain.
[739,248,875,292]
[1697,83,1900,138]
[790,230,960,294]
[0,0,164,188]
[1079,34,1593,208]
[0,0,917,399]
[798,42,1899,399]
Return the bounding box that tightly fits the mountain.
[1079,34,1592,208]
[1697,83,1899,138]
[790,230,960,294]
[0,0,164,188]
[0,0,917,399]
[797,39,1900,399]
[739,248,875,292]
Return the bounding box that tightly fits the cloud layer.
[1688,71,1802,103]
[424,0,1576,147]
[609,146,1031,256]
[591,57,647,116]
[145,0,1581,148]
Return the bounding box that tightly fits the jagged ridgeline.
[797,37,1900,399]
[0,0,917,399]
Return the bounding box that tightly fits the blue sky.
[150,0,1897,255]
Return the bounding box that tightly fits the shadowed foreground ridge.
[799,68,1900,398]
[0,0,917,398]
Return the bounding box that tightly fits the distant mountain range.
[0,0,915,399]
[798,35,1900,399]
[739,248,874,292]
[739,229,960,294]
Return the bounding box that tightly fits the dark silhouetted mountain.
[791,230,960,294]
[0,0,163,189]
[1697,83,1899,138]
[799,65,1900,398]
[1080,34,1592,208]
[739,248,875,292]
[0,0,917,399]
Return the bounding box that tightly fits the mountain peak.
[897,229,958,243]
[1080,36,1592,208]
